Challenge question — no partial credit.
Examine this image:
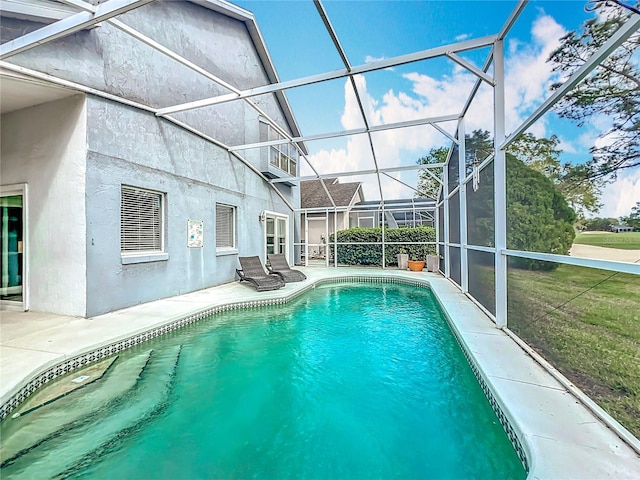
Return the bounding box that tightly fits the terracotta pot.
[407,260,425,272]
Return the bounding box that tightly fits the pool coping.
[1,268,639,478]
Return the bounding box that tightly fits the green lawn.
[506,264,640,439]
[574,231,640,250]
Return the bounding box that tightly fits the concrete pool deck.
[1,267,639,478]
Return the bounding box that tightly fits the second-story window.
[259,119,298,176]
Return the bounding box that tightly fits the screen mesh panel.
[468,249,496,316]
[466,161,494,247]
[449,192,460,244]
[449,246,461,286]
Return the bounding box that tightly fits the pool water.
[1,283,525,479]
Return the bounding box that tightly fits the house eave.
[0,0,78,23]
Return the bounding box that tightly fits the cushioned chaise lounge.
[267,253,307,282]
[236,256,285,291]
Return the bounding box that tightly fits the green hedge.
[329,227,436,266]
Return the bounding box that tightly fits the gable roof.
[197,1,303,144]
[0,0,303,146]
[301,178,363,209]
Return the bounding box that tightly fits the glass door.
[1,193,24,304]
[276,218,286,255]
[264,213,289,260]
[266,217,275,255]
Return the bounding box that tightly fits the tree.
[622,202,640,230]
[417,130,577,269]
[416,130,494,199]
[467,154,576,270]
[505,154,576,269]
[465,129,493,161]
[507,133,603,216]
[548,6,640,180]
[416,147,448,198]
[583,216,618,231]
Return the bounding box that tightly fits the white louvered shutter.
[216,204,235,248]
[121,186,163,252]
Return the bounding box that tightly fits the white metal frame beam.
[458,118,469,292]
[502,12,640,150]
[0,61,296,211]
[270,163,445,184]
[445,52,495,86]
[314,0,386,201]
[504,249,640,276]
[229,114,459,152]
[459,0,528,120]
[0,0,78,20]
[493,39,507,328]
[56,0,306,160]
[155,34,498,116]
[0,0,153,59]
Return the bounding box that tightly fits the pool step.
[0,345,183,479]
[15,356,119,417]
[0,349,152,465]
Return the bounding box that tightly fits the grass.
[506,264,640,439]
[574,231,640,250]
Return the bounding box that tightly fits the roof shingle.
[300,178,363,208]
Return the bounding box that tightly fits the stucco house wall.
[84,96,292,316]
[0,96,88,316]
[1,1,299,316]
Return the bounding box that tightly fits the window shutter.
[216,204,235,248]
[121,186,163,252]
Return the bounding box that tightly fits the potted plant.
[407,246,426,272]
[397,247,409,270]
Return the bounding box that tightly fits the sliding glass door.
[1,190,24,305]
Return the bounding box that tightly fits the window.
[216,204,236,250]
[358,216,375,228]
[121,186,164,254]
[259,119,298,176]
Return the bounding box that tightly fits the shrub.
[506,155,576,270]
[466,154,576,270]
[329,227,436,266]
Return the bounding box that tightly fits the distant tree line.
[581,217,621,231]
[582,202,640,231]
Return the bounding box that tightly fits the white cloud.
[556,135,578,154]
[503,14,567,134]
[598,167,640,219]
[364,55,394,72]
[577,130,599,151]
[455,33,471,42]
[304,13,620,201]
[365,55,386,64]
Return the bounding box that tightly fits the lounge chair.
[267,253,307,282]
[236,256,285,291]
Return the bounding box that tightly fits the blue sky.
[234,0,639,218]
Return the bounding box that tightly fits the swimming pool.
[1,282,525,479]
